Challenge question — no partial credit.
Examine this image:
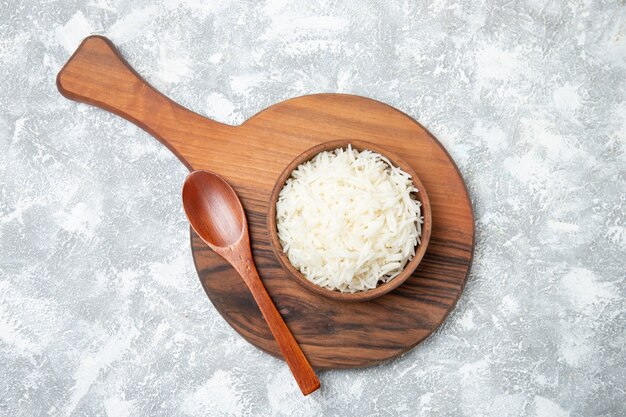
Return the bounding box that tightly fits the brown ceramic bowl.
[268,140,431,302]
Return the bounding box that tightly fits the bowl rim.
[267,139,432,302]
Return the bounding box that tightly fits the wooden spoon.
[181,170,320,396]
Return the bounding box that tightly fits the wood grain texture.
[182,170,319,395]
[57,35,475,369]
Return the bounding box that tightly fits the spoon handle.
[243,265,320,395]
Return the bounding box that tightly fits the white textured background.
[1,1,625,416]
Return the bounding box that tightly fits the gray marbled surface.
[1,1,625,416]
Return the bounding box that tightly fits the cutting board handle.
[57,35,233,169]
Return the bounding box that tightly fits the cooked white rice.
[275,145,422,293]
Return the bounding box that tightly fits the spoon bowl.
[182,171,244,248]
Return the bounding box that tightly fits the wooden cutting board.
[57,36,475,369]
